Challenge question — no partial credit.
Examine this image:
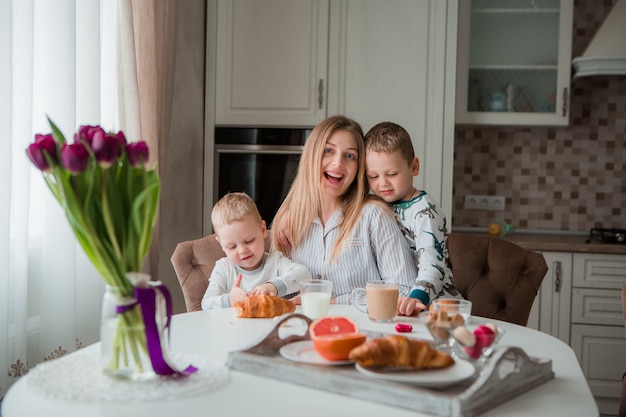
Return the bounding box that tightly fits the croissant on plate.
[233,294,295,318]
[348,334,454,369]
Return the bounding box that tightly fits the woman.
[272,115,424,316]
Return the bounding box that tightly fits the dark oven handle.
[216,144,303,155]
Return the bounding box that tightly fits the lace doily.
[28,349,229,403]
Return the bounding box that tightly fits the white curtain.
[0,0,118,399]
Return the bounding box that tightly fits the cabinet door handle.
[553,261,562,292]
[318,79,324,109]
[561,87,568,117]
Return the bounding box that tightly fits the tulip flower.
[111,130,127,147]
[61,142,89,174]
[74,125,105,147]
[126,142,149,167]
[26,133,58,172]
[92,130,122,167]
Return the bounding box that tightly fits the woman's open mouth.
[324,171,343,184]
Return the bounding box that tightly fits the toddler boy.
[201,192,311,310]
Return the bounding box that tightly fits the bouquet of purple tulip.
[25,118,170,378]
[26,118,159,290]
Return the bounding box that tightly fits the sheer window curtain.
[0,0,118,400]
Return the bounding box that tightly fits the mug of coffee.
[350,280,399,322]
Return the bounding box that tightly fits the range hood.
[572,0,626,79]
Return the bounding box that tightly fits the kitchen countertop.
[451,229,626,255]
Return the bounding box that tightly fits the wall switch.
[464,195,505,211]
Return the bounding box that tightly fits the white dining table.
[2,305,599,417]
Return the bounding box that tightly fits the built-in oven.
[214,127,311,227]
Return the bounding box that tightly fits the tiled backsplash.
[452,0,626,233]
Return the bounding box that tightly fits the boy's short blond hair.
[211,192,263,231]
[364,121,415,165]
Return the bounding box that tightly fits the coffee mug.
[350,280,399,322]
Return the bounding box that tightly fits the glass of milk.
[300,280,333,319]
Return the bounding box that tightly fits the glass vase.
[100,285,156,381]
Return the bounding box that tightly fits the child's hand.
[229,274,249,305]
[250,282,277,296]
[396,296,427,317]
[290,294,302,305]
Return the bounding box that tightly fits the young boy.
[201,192,312,310]
[364,122,461,308]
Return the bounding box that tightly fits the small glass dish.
[449,323,505,367]
[419,310,466,352]
[429,298,472,323]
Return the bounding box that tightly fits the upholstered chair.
[170,233,271,312]
[446,233,548,326]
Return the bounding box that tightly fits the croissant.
[348,335,454,369]
[233,294,295,318]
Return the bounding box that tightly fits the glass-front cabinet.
[455,0,574,126]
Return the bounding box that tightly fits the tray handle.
[241,313,312,356]
[458,346,554,414]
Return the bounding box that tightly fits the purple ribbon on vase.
[117,282,198,376]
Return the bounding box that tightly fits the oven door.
[214,144,303,226]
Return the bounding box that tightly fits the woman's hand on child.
[229,273,249,305]
[396,296,427,317]
[250,282,278,296]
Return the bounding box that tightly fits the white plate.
[279,340,353,365]
[355,359,475,387]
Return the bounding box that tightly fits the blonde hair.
[364,121,415,165]
[272,115,389,260]
[211,192,262,231]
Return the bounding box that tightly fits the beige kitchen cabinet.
[529,251,626,416]
[570,253,626,416]
[455,0,574,126]
[327,0,457,218]
[527,251,572,344]
[214,0,329,126]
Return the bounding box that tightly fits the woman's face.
[320,130,359,202]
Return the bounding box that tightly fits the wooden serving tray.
[226,314,554,417]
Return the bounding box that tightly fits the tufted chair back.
[170,233,271,312]
[446,233,548,326]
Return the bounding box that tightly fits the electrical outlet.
[464,194,490,210]
[464,195,505,211]
[490,195,505,211]
[464,195,479,209]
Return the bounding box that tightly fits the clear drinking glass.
[300,280,333,319]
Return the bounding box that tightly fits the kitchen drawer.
[571,324,624,414]
[571,288,623,326]
[573,253,626,289]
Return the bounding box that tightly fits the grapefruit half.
[309,316,366,361]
